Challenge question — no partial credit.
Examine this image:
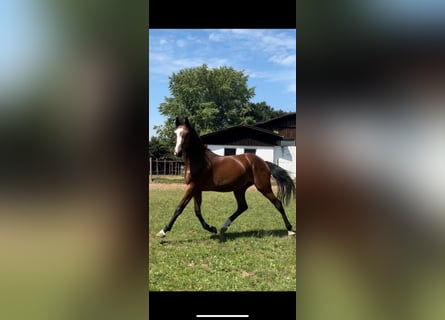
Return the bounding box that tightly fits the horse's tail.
[266,161,296,206]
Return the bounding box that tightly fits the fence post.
[149,157,152,183]
[150,159,185,178]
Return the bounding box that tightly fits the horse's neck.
[182,152,207,184]
[204,148,219,159]
[184,150,207,165]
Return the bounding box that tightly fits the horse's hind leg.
[194,191,217,234]
[220,184,251,237]
[258,186,295,236]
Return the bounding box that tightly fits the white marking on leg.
[221,218,232,234]
[157,229,166,238]
[174,128,184,156]
[223,218,232,229]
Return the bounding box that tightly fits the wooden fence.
[149,158,184,182]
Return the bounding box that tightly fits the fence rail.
[149,158,184,182]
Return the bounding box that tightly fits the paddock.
[148,183,296,291]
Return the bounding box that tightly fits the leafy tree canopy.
[152,64,289,158]
[148,136,172,159]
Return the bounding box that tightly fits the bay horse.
[156,117,296,238]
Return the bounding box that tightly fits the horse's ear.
[175,117,181,127]
[184,118,191,127]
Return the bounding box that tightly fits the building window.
[244,148,256,154]
[224,148,236,156]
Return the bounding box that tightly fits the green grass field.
[148,184,296,291]
[149,175,184,184]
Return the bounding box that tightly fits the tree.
[153,64,291,157]
[247,101,288,123]
[148,136,171,159]
[156,64,255,137]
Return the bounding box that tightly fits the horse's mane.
[184,119,207,155]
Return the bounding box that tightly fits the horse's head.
[174,117,191,157]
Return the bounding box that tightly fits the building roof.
[254,112,296,127]
[201,124,283,146]
[200,112,296,146]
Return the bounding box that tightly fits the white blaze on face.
[174,127,184,155]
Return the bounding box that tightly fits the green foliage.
[152,64,290,155]
[158,64,255,135]
[148,136,172,159]
[149,187,296,291]
[247,101,288,123]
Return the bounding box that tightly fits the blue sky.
[0,0,55,101]
[148,29,296,139]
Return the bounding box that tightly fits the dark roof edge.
[254,112,296,126]
[200,124,284,139]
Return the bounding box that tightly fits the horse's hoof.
[218,228,227,240]
[156,229,166,238]
[287,230,296,237]
[210,226,218,234]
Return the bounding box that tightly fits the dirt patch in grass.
[149,183,185,191]
[149,183,270,192]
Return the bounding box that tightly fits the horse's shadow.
[156,229,292,245]
[213,229,291,242]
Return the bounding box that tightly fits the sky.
[0,0,53,99]
[148,29,297,139]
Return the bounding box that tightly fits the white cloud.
[173,58,230,70]
[246,70,269,79]
[149,52,168,62]
[264,70,296,82]
[207,29,295,67]
[149,53,231,77]
[176,39,186,47]
[149,29,296,106]
[208,32,224,42]
[261,34,295,51]
[268,54,296,66]
[229,29,266,37]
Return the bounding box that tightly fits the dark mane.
[184,120,207,156]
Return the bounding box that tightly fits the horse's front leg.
[156,184,194,238]
[194,191,217,235]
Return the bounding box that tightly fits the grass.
[149,175,282,185]
[150,175,184,184]
[149,186,296,291]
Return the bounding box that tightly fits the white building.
[201,113,296,179]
